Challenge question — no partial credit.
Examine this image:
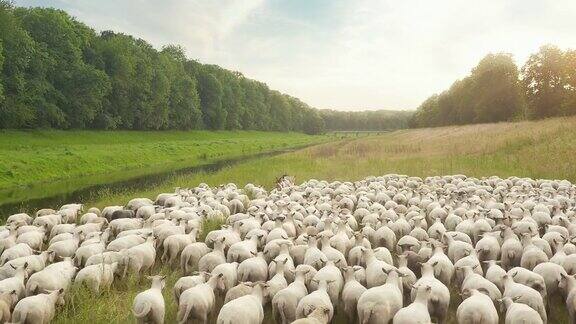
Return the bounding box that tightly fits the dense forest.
[0,2,409,134]
[410,46,576,128]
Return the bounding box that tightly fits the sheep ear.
[58,288,64,294]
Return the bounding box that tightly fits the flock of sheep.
[1,174,576,323]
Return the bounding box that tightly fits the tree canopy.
[410,46,576,128]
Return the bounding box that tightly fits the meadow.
[89,116,576,209]
[48,116,575,323]
[0,130,330,208]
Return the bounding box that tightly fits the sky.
[15,0,576,111]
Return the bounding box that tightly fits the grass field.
[48,116,576,323]
[0,130,332,207]
[88,116,576,209]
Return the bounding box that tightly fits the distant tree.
[521,45,566,119]
[471,53,525,123]
[196,69,225,129]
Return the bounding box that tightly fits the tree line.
[410,45,576,128]
[0,3,410,134]
[320,109,412,131]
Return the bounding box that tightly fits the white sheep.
[272,267,309,324]
[216,282,268,324]
[124,235,156,275]
[74,262,119,293]
[10,288,65,323]
[176,273,225,324]
[26,258,76,295]
[132,275,166,324]
[456,288,499,324]
[502,274,547,323]
[499,296,543,324]
[180,242,210,274]
[357,269,403,324]
[237,252,268,283]
[393,284,432,324]
[296,279,334,321]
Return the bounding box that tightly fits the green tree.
[196,69,225,129]
[521,45,566,119]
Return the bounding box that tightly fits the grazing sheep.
[11,288,65,324]
[176,273,225,324]
[393,284,432,324]
[216,282,268,324]
[132,275,166,324]
[457,288,499,324]
[357,270,403,324]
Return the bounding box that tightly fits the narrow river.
[0,145,309,218]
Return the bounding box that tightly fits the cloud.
[14,0,576,110]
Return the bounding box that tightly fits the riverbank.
[0,130,331,214]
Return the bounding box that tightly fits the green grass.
[38,117,576,323]
[0,130,334,206]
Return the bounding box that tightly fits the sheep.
[6,213,33,226]
[272,267,309,324]
[341,266,366,324]
[0,290,14,322]
[0,229,17,255]
[412,262,450,324]
[85,251,125,267]
[363,247,394,288]
[10,288,65,323]
[74,262,119,293]
[238,252,268,283]
[161,229,198,266]
[106,234,146,252]
[0,263,27,302]
[25,258,77,295]
[290,306,331,324]
[499,296,543,324]
[124,235,156,275]
[0,243,33,265]
[176,273,225,324]
[132,275,166,324]
[180,242,211,275]
[459,265,502,301]
[225,281,254,303]
[47,232,83,260]
[227,234,261,263]
[216,282,268,324]
[502,274,547,323]
[309,260,343,306]
[173,273,210,304]
[456,288,499,324]
[267,257,288,300]
[0,251,54,280]
[357,269,403,324]
[559,272,576,323]
[393,284,432,324]
[296,279,334,321]
[484,260,507,292]
[198,238,227,273]
[211,262,239,294]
